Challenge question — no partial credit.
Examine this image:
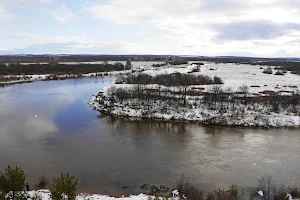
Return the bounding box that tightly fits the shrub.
[263,67,273,74]
[36,175,49,189]
[176,175,203,200]
[213,76,224,84]
[274,70,284,75]
[252,175,275,200]
[0,166,26,199]
[50,172,78,200]
[125,60,132,70]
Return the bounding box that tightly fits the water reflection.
[105,117,191,135]
[54,100,98,132]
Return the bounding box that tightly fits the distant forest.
[250,61,300,75]
[0,63,129,75]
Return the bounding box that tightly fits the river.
[0,77,299,195]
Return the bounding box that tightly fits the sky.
[0,0,300,57]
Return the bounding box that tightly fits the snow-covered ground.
[27,190,179,200]
[144,62,300,94]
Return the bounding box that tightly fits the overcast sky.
[0,0,300,57]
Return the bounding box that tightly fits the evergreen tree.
[50,172,78,200]
[0,166,26,199]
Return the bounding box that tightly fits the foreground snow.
[27,190,179,200]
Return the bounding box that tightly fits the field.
[143,62,300,95]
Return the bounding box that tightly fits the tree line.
[113,73,223,105]
[117,73,223,86]
[0,62,131,75]
[253,61,300,75]
[105,82,300,115]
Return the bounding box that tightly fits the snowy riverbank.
[0,71,129,86]
[89,94,300,128]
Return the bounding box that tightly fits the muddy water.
[0,77,299,195]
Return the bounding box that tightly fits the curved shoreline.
[0,70,128,87]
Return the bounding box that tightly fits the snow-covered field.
[144,62,300,94]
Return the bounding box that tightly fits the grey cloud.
[214,21,300,40]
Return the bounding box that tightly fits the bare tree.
[210,84,223,109]
[239,85,249,106]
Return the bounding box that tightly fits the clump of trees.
[113,73,224,105]
[253,61,300,75]
[263,67,273,74]
[0,166,77,200]
[167,59,188,65]
[117,73,223,86]
[0,166,26,199]
[152,63,167,68]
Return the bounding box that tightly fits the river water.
[0,77,299,195]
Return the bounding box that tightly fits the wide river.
[0,77,299,195]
